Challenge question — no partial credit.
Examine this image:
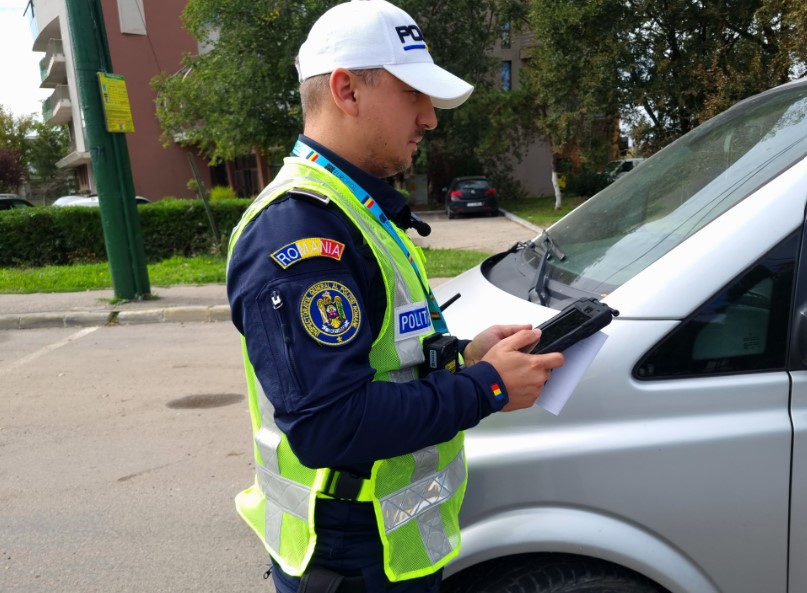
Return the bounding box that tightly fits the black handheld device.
[530,297,619,354]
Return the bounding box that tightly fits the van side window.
[635,233,797,379]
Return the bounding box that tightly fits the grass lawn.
[0,256,227,294]
[0,249,492,294]
[499,195,587,228]
[0,197,580,294]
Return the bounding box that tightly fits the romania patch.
[300,280,361,346]
[270,238,345,269]
[491,383,503,401]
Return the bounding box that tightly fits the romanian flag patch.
[270,238,345,269]
[491,383,503,401]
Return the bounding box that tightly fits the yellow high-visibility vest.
[228,157,467,582]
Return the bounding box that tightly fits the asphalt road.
[1,323,272,593]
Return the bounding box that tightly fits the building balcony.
[28,0,62,52]
[43,84,71,124]
[39,38,66,88]
[56,150,91,169]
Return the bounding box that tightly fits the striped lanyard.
[292,139,448,334]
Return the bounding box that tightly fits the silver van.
[436,78,807,593]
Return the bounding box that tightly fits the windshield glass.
[456,179,490,190]
[539,81,807,297]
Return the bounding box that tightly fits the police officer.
[226,2,565,592]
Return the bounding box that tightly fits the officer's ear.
[329,69,360,117]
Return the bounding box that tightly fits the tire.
[441,554,668,593]
[447,206,456,220]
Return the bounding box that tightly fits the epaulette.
[288,188,330,206]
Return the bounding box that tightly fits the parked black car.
[444,176,499,219]
[0,194,34,210]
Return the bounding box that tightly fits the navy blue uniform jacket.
[228,136,508,478]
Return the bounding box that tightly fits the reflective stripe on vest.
[230,159,467,581]
[254,389,308,550]
[381,447,466,563]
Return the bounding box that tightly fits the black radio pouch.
[420,333,459,376]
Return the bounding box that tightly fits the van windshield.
[538,82,807,298]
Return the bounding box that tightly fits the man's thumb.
[503,328,542,351]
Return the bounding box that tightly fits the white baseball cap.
[297,0,474,109]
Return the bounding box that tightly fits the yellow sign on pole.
[97,72,135,133]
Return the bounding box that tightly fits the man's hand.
[480,328,565,411]
[462,324,534,367]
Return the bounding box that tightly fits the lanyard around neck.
[291,139,448,334]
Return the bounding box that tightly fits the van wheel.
[441,554,667,593]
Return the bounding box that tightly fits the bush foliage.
[209,185,239,201]
[564,168,611,198]
[0,198,252,268]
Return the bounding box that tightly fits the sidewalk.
[0,284,232,330]
[0,281,467,331]
[0,210,541,331]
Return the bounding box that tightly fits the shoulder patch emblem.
[300,281,361,346]
[270,238,345,269]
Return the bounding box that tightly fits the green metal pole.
[64,0,150,299]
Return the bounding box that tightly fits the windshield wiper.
[527,231,567,306]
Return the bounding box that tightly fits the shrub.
[565,168,611,198]
[0,198,253,268]
[209,185,238,201]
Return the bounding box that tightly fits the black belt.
[322,470,368,501]
[299,566,370,593]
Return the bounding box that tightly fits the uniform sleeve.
[227,196,508,471]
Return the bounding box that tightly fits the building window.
[118,0,146,35]
[232,155,260,197]
[501,61,512,91]
[501,22,511,49]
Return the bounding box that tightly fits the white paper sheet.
[535,331,608,415]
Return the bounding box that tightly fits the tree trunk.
[551,169,563,210]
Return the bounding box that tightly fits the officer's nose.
[418,95,438,131]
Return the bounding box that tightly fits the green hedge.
[0,198,252,268]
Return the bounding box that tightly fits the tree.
[27,121,73,202]
[0,148,24,192]
[520,0,624,206]
[153,0,541,198]
[527,0,807,158]
[0,107,34,164]
[0,105,73,199]
[152,0,332,165]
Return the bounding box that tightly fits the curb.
[499,209,543,234]
[0,304,231,331]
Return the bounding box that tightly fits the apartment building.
[491,25,555,197]
[26,0,212,200]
